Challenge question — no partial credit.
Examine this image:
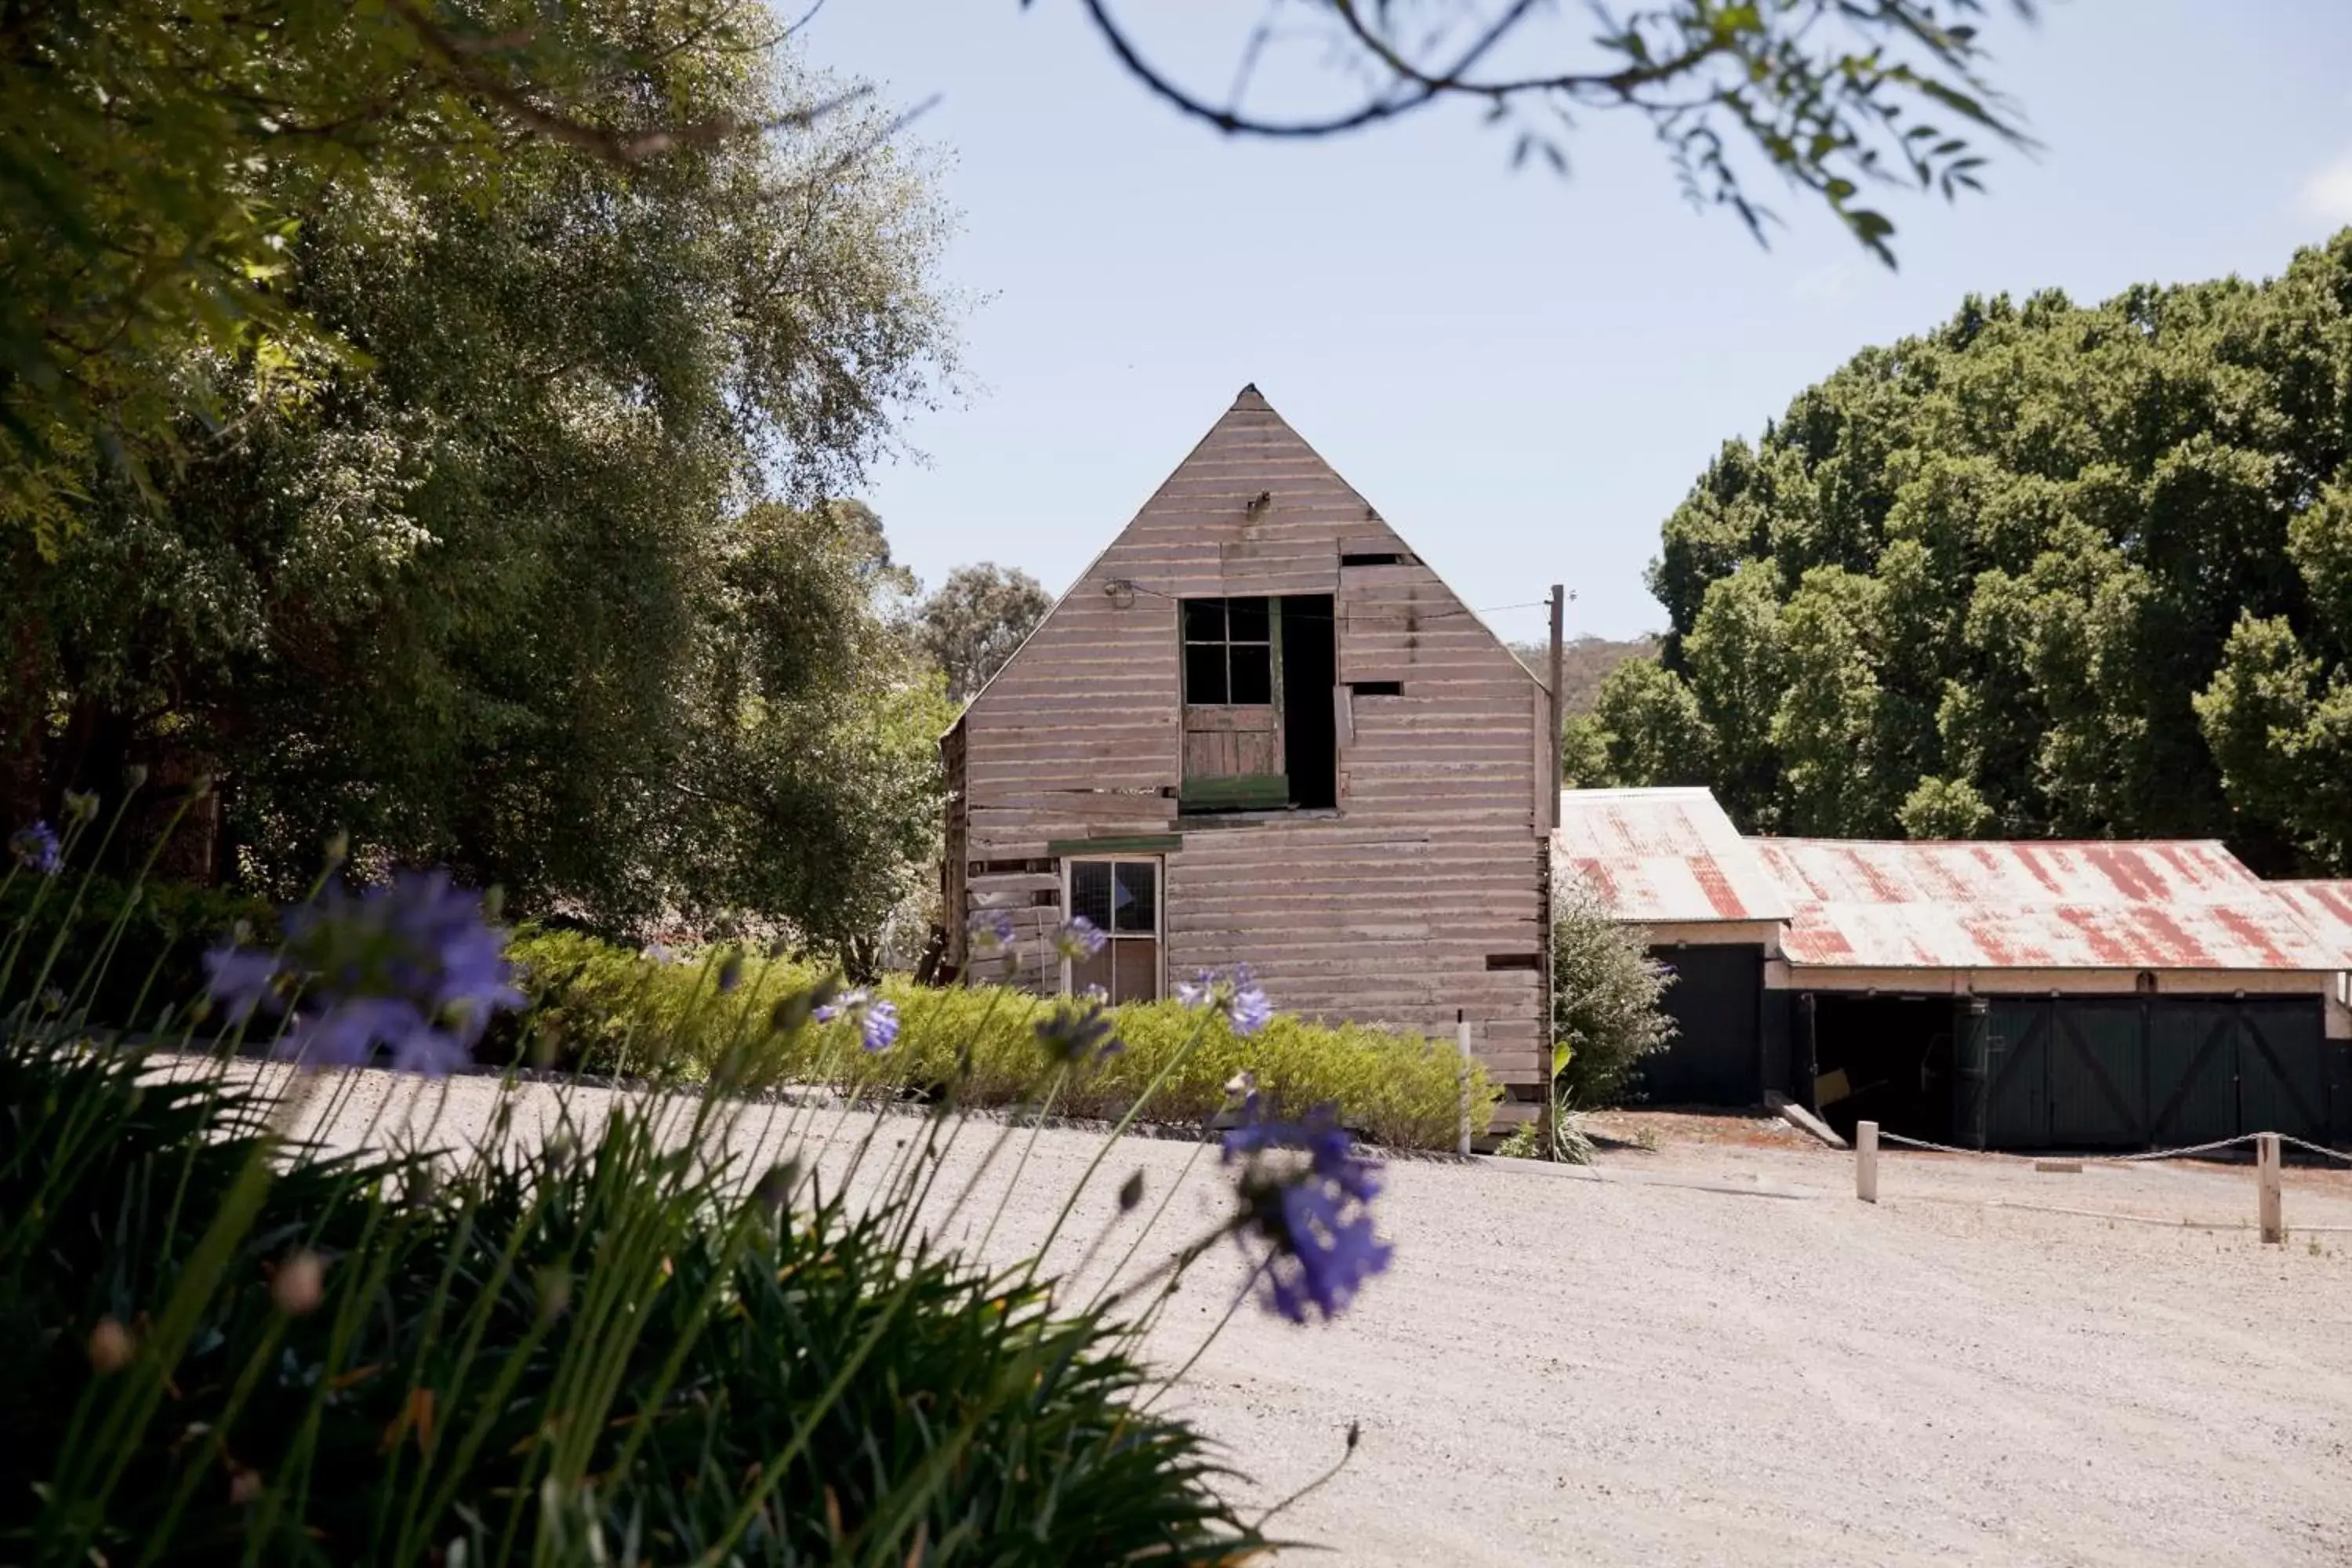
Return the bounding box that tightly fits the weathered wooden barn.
[940,387,1553,1114]
[1556,786,2352,1149]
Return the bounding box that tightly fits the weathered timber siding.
[946,387,1549,1092]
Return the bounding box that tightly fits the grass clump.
[0,1025,1263,1564]
[515,929,1499,1149]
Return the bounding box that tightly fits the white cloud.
[2299,147,2352,226]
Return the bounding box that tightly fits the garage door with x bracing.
[1961,998,2330,1150]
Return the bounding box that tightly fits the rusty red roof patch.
[1562,791,2352,974]
[1758,836,2338,973]
[1553,789,1790,925]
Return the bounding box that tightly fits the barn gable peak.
[953,387,1541,724]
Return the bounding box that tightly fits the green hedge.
[0,872,273,1029]
[513,931,1498,1150]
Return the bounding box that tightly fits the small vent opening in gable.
[1340,551,1414,567]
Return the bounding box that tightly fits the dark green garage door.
[1638,944,1764,1107]
[1961,997,2331,1150]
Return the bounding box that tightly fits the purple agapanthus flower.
[1050,915,1105,963]
[1221,1098,1392,1324]
[8,821,60,877]
[969,908,1017,953]
[202,869,524,1077]
[1178,964,1275,1037]
[815,989,900,1052]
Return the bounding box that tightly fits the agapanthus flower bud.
[271,1250,325,1315]
[1034,999,1120,1066]
[87,1317,134,1374]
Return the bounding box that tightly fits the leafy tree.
[1593,655,1715,789]
[2,24,960,952]
[1551,880,1677,1109]
[1559,711,1614,788]
[1,0,841,550]
[1613,231,2352,873]
[1071,0,2036,263]
[916,563,1052,702]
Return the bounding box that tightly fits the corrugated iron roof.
[1553,788,1791,924]
[1755,837,2344,972]
[2264,880,2352,968]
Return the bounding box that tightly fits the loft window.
[1178,594,1337,813]
[1066,857,1161,1002]
[1182,597,1273,706]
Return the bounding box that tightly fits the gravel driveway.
[287,1073,2352,1567]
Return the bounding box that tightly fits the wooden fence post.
[1457,1010,1472,1157]
[1856,1120,1879,1203]
[2257,1133,2283,1243]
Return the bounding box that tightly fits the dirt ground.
[284,1077,2352,1567]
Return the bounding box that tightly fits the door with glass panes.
[1065,857,1161,1003]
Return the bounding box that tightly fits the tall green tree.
[1602,231,2352,872]
[3,23,960,949]
[1,0,840,550]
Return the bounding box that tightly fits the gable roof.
[1553,787,1789,924]
[1755,837,2345,972]
[951,384,1540,728]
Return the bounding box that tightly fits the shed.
[941,387,1554,1120]
[1757,837,2352,1149]
[1551,787,1788,1105]
[1555,787,2352,1150]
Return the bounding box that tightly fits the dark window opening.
[969,856,1056,877]
[1280,594,1337,810]
[1182,597,1271,706]
[1484,953,1542,971]
[1341,551,1413,567]
[1348,681,1403,697]
[1177,593,1337,814]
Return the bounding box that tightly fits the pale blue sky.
[804,2,2352,641]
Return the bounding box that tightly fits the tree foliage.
[1551,880,1677,1108]
[0,0,855,550]
[1595,230,2352,873]
[916,562,1052,703]
[1072,0,2034,263]
[2,17,960,951]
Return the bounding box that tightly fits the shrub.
[1550,880,1677,1108]
[512,928,1498,1149]
[0,1030,1263,1563]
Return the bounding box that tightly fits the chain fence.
[1874,1129,2352,1167]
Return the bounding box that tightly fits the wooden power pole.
[1539,583,1565,1155]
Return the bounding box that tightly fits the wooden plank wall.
[950,387,1548,1098]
